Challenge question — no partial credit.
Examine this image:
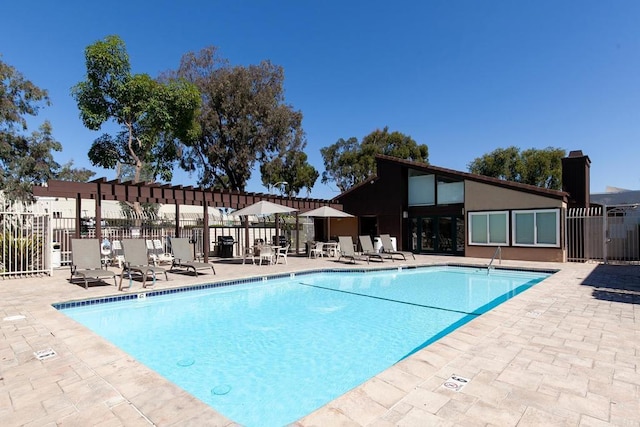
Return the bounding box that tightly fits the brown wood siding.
[465,181,565,211]
[339,161,406,249]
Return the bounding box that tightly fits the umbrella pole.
[244,216,249,251]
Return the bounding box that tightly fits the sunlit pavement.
[1,253,638,426]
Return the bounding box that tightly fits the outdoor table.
[323,241,339,257]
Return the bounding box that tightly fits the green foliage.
[56,160,95,182]
[72,35,201,186]
[260,150,319,196]
[0,231,42,273]
[0,57,49,129]
[116,162,159,218]
[173,46,313,192]
[321,127,428,192]
[467,146,566,189]
[1,58,92,201]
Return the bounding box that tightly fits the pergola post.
[203,200,209,263]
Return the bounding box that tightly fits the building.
[335,151,592,262]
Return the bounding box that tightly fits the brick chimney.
[561,150,591,208]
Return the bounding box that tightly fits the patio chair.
[337,236,358,264]
[258,244,275,265]
[275,244,290,265]
[111,240,126,268]
[119,239,168,290]
[70,239,117,289]
[358,235,385,263]
[169,237,216,276]
[153,239,174,265]
[380,234,415,261]
[309,241,324,258]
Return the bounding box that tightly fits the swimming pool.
[57,265,550,426]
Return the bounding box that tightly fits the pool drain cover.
[442,374,469,392]
[177,358,195,367]
[34,348,57,361]
[211,385,231,395]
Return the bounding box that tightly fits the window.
[512,209,560,247]
[437,179,464,204]
[468,211,508,245]
[408,173,435,206]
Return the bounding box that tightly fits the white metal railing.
[487,246,501,271]
[0,200,51,277]
[566,204,640,264]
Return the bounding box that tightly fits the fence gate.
[1,200,52,277]
[567,204,640,264]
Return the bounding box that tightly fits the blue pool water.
[58,266,550,426]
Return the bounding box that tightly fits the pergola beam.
[34,178,344,261]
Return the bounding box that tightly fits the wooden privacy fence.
[566,205,640,264]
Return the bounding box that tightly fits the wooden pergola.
[33,178,342,262]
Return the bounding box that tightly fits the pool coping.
[52,263,559,310]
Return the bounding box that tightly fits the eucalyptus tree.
[260,150,319,196]
[468,146,565,190]
[71,35,201,212]
[1,58,93,201]
[172,46,315,192]
[321,127,428,192]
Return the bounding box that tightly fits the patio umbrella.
[231,200,297,217]
[299,206,354,241]
[231,201,298,249]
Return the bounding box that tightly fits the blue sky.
[2,0,639,199]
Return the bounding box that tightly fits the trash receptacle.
[52,242,61,268]
[373,236,396,252]
[373,237,383,253]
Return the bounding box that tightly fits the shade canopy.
[299,206,354,218]
[300,206,354,241]
[231,200,297,217]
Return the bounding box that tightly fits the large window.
[437,179,464,204]
[468,211,508,245]
[512,209,560,247]
[408,173,435,206]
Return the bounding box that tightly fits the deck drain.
[442,374,469,392]
[34,348,57,361]
[3,315,26,321]
[211,384,231,395]
[526,310,542,318]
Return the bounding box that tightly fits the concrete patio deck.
[1,254,638,426]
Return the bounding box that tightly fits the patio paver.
[1,254,638,426]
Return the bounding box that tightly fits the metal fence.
[566,204,640,264]
[0,201,51,277]
[0,200,315,278]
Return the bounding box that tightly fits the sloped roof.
[591,190,640,206]
[336,155,568,201]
